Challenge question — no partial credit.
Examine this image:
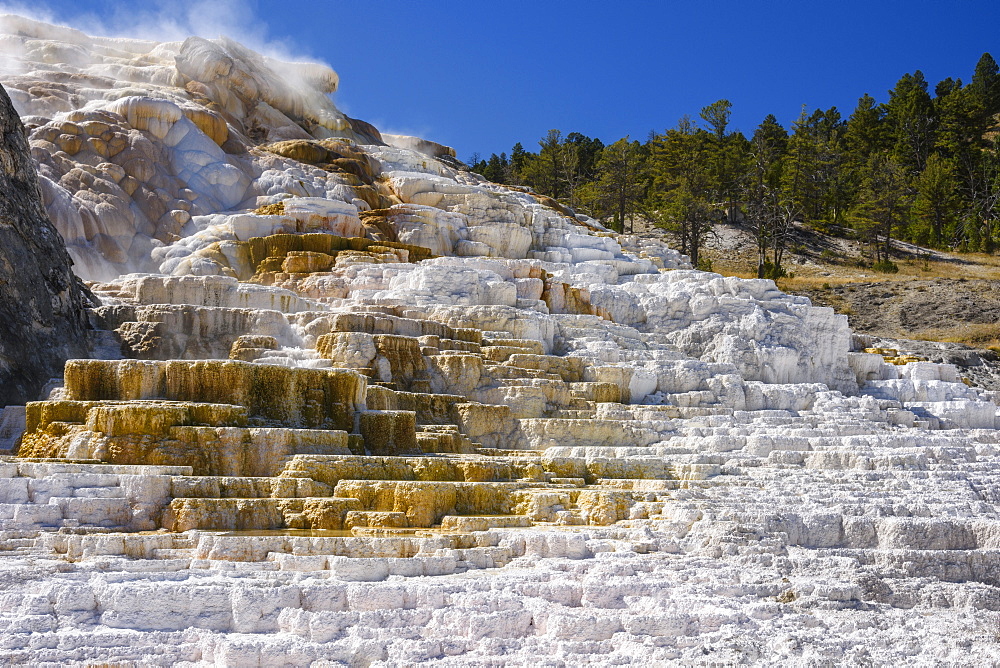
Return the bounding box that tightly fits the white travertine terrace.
[1,14,999,666]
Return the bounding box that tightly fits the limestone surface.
[1,15,1000,667]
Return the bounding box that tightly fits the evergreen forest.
[468,53,1000,278]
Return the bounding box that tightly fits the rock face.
[2,15,1000,667]
[0,82,89,407]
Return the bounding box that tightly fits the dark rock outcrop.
[0,83,90,406]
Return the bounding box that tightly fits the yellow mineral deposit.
[17,312,669,532]
[106,97,183,140]
[18,253,687,544]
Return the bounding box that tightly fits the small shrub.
[776,590,797,604]
[872,259,899,274]
[696,257,713,272]
[819,249,838,261]
[761,261,787,280]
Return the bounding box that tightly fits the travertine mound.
[0,81,90,407]
[1,15,1000,667]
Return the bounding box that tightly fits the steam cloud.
[0,0,329,69]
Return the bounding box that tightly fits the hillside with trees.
[468,53,1000,279]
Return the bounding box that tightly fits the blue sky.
[14,0,1000,160]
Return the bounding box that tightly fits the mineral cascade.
[0,14,999,666]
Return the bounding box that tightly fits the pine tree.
[480,153,509,183]
[969,52,1000,120]
[960,137,1000,251]
[934,79,984,159]
[699,99,743,222]
[595,137,645,233]
[755,114,788,157]
[563,133,605,213]
[648,117,718,265]
[499,152,512,182]
[565,132,605,178]
[844,94,887,163]
[885,71,937,175]
[744,115,790,277]
[811,107,849,224]
[781,107,819,224]
[912,153,959,246]
[510,142,529,183]
[530,129,566,199]
[852,153,912,265]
